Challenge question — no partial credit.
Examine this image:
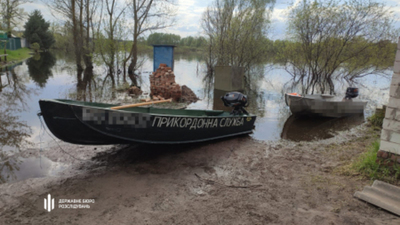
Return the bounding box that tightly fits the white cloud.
[162,0,212,37]
[271,8,287,22]
[22,2,54,21]
[13,0,400,39]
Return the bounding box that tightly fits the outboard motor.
[221,92,249,115]
[344,87,359,100]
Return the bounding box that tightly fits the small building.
[153,45,175,72]
[21,38,28,48]
[0,31,22,50]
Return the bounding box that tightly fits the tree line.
[146,33,207,48]
[1,0,398,97]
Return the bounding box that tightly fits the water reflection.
[281,114,365,141]
[0,67,32,149]
[0,152,22,183]
[0,155,67,183]
[72,69,118,102]
[0,65,34,183]
[27,52,57,88]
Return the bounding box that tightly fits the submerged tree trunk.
[127,33,138,86]
[83,0,93,81]
[76,67,85,100]
[71,0,84,80]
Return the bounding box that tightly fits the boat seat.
[146,108,225,117]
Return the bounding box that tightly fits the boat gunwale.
[39,99,256,118]
[285,93,368,103]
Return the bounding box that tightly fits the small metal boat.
[38,92,256,144]
[285,87,367,117]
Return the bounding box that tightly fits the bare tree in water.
[201,0,275,90]
[95,0,126,92]
[124,0,175,85]
[47,0,99,100]
[282,0,397,95]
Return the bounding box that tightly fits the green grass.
[353,140,380,175]
[367,108,385,128]
[2,48,32,62]
[353,140,400,182]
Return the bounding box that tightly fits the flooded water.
[0,155,68,183]
[281,114,365,141]
[0,51,391,183]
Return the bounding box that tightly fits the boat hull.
[285,94,367,118]
[39,99,256,144]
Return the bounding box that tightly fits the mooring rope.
[37,112,90,162]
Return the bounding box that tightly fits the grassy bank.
[4,48,32,61]
[352,140,400,180]
[350,137,400,182]
[335,110,400,184]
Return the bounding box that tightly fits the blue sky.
[21,0,400,40]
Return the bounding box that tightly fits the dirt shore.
[0,124,399,225]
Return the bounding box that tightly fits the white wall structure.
[21,38,26,48]
[380,37,400,155]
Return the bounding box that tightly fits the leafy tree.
[50,21,75,52]
[146,33,207,48]
[0,0,29,37]
[192,36,207,48]
[179,36,207,48]
[283,0,397,94]
[30,42,40,52]
[180,36,193,47]
[23,10,55,49]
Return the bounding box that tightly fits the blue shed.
[153,45,175,72]
[0,37,22,50]
[13,37,21,49]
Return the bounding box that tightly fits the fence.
[0,37,22,50]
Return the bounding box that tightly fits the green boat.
[39,94,256,144]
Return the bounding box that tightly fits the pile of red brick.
[150,63,182,101]
[181,85,199,103]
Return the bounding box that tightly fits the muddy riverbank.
[0,123,399,225]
